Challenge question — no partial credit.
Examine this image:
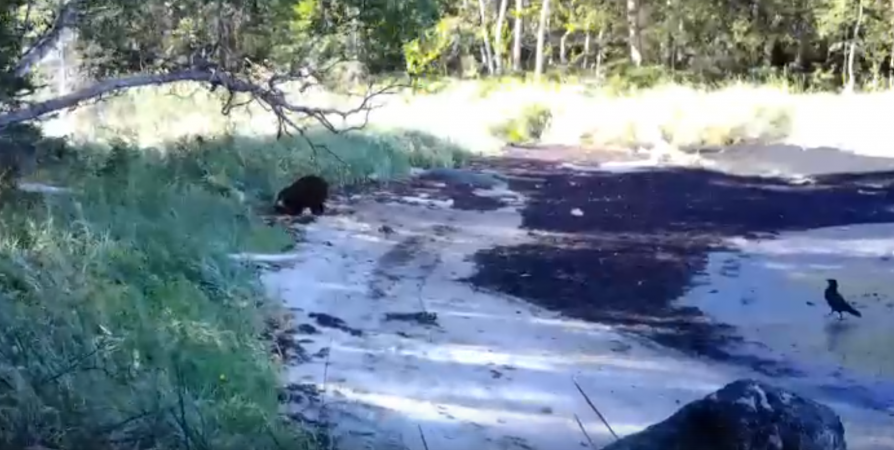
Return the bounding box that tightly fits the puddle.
[678,223,894,409]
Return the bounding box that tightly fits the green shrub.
[604,65,674,93]
[489,103,553,144]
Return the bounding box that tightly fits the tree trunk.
[844,0,865,92]
[320,0,330,29]
[512,0,523,71]
[595,28,605,79]
[349,10,359,59]
[793,14,807,72]
[626,0,642,67]
[494,0,510,74]
[889,37,894,88]
[478,0,496,75]
[665,0,678,69]
[534,0,551,81]
[889,0,894,87]
[560,30,570,64]
[583,30,591,69]
[889,39,894,88]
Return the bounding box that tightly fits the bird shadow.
[823,319,857,353]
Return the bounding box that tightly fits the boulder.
[602,379,846,450]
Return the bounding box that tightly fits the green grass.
[489,103,553,145]
[0,127,470,449]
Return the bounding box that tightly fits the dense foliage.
[273,0,894,90]
[392,0,893,89]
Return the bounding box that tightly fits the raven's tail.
[846,304,862,317]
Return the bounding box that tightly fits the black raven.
[824,279,862,319]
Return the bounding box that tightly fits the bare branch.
[15,0,80,78]
[17,0,36,41]
[573,413,598,448]
[573,377,619,441]
[1,54,404,161]
[0,70,210,128]
[417,424,430,450]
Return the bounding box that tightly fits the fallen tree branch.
[0,70,209,128]
[573,413,598,448]
[417,424,430,450]
[1,57,405,171]
[0,66,400,132]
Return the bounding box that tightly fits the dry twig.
[573,377,619,441]
[574,413,599,448]
[418,424,430,450]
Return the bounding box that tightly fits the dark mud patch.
[279,382,324,406]
[263,313,311,364]
[369,236,426,299]
[359,174,510,212]
[384,311,439,327]
[702,143,894,177]
[308,312,363,337]
[378,236,425,268]
[288,170,512,216]
[447,185,508,211]
[466,154,894,376]
[279,383,335,448]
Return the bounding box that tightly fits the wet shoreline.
[458,146,894,410]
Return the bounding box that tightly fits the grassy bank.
[0,129,468,449]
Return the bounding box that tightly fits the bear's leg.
[274,192,293,215]
[310,203,325,216]
[274,199,289,214]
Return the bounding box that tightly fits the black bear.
[274,174,329,216]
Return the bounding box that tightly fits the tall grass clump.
[0,150,298,449]
[152,128,471,205]
[489,103,553,144]
[0,126,470,450]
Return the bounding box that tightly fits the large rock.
[603,379,846,450]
